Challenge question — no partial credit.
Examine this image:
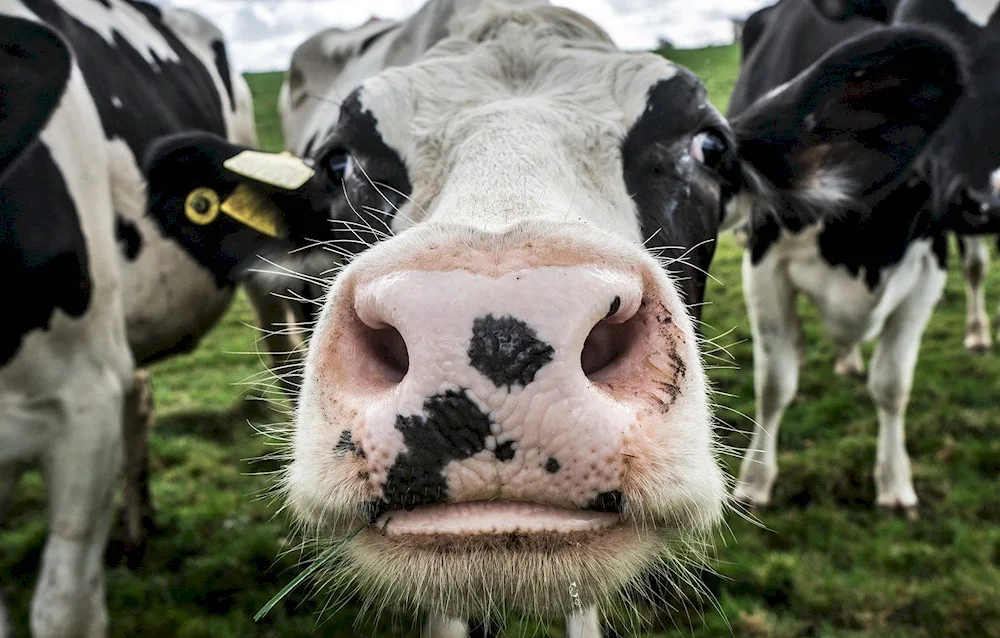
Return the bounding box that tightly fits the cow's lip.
[373,501,620,536]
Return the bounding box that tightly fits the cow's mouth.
[373,501,621,536]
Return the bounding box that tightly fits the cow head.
[145,4,964,627]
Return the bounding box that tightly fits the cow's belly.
[121,231,235,366]
[786,237,938,345]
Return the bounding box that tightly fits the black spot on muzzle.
[380,389,493,511]
[467,314,555,389]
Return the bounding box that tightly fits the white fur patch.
[952,0,1000,27]
[51,0,181,66]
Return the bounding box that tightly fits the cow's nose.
[318,263,686,515]
[350,267,644,396]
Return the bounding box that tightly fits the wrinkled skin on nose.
[350,266,645,520]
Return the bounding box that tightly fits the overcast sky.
[165,0,772,72]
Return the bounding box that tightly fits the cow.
[811,2,1000,353]
[144,0,967,634]
[736,1,1000,356]
[726,0,1000,515]
[0,0,269,633]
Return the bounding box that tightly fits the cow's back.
[6,0,257,365]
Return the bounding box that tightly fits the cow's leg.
[243,280,306,397]
[833,344,865,378]
[868,261,946,513]
[0,463,26,638]
[107,368,157,569]
[424,614,469,637]
[959,236,991,352]
[734,251,800,506]
[30,373,124,638]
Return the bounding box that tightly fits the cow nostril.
[581,311,642,380]
[357,324,409,385]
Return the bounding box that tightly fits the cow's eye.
[323,150,351,180]
[691,130,728,171]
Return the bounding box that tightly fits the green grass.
[4,46,1000,637]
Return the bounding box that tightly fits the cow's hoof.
[964,331,992,353]
[833,349,865,378]
[731,484,771,509]
[105,507,158,570]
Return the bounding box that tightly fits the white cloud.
[166,0,772,72]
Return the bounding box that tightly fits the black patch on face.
[210,39,235,111]
[1,143,92,366]
[115,214,142,261]
[467,314,555,389]
[606,295,621,318]
[622,74,732,318]
[545,457,561,474]
[587,490,624,514]
[334,430,366,459]
[494,440,515,462]
[314,89,412,253]
[380,389,493,511]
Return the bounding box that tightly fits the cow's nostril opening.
[358,324,409,385]
[582,311,642,380]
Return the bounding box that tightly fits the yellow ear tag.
[222,149,315,191]
[220,184,285,238]
[184,188,221,225]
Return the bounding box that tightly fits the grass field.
[3,43,1000,637]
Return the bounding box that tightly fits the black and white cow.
[145,0,966,634]
[727,0,1000,514]
[814,0,1000,352]
[0,0,262,634]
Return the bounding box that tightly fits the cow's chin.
[313,501,702,620]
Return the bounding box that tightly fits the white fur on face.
[359,24,679,241]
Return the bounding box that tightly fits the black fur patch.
[467,314,555,389]
[115,214,142,260]
[210,39,235,110]
[2,144,91,366]
[380,390,493,511]
[334,430,365,459]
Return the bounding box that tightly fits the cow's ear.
[810,0,893,21]
[143,132,337,284]
[731,26,965,226]
[0,17,72,178]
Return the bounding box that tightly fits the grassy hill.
[3,44,1000,637]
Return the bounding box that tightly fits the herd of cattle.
[1,0,999,636]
